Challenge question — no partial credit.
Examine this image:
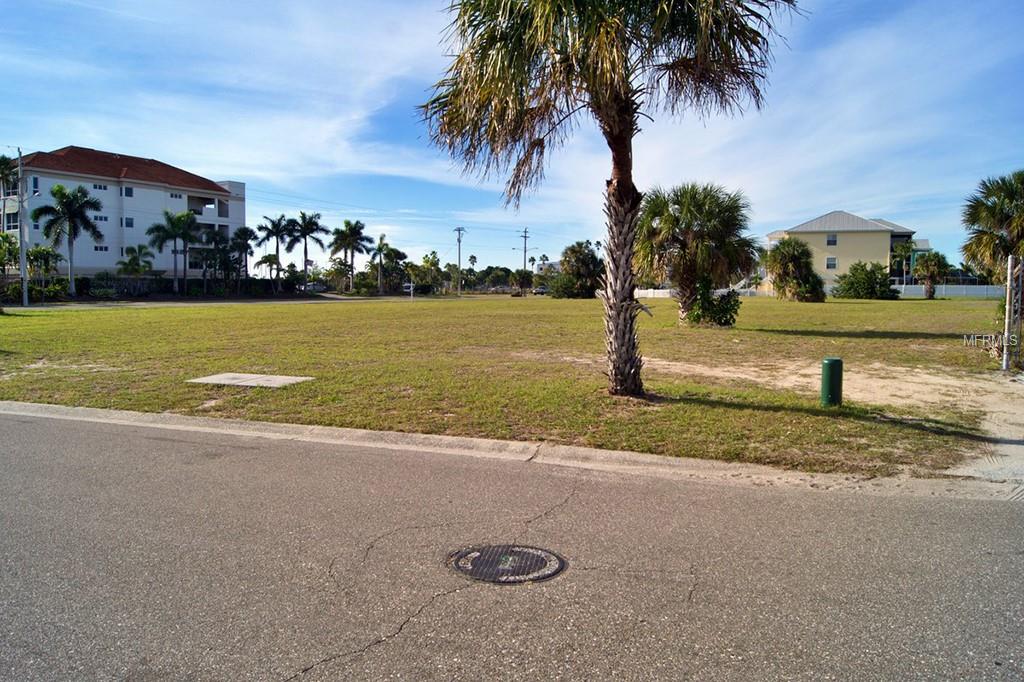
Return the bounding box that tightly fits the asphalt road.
[1,413,1022,680]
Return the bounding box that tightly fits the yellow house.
[765,210,918,288]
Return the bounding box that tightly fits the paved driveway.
[1,412,1021,680]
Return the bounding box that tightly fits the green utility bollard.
[821,357,843,407]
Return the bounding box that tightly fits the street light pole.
[454,226,466,296]
[17,148,28,308]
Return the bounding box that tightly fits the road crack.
[515,483,580,542]
[282,583,477,680]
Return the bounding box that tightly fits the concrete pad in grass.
[187,373,313,388]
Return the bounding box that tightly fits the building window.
[94,245,109,252]
[826,233,838,246]
[121,187,134,197]
[32,177,39,191]
[94,215,109,222]
[92,183,108,191]
[826,257,837,270]
[33,222,39,231]
[170,192,182,199]
[120,247,125,257]
[123,217,134,228]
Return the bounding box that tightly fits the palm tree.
[285,211,328,289]
[962,170,1024,279]
[327,220,372,292]
[370,233,389,295]
[230,227,257,293]
[30,184,103,296]
[0,231,17,281]
[468,254,477,269]
[255,253,281,283]
[764,237,825,302]
[147,210,198,295]
[913,251,951,300]
[26,245,63,304]
[0,156,16,235]
[328,227,349,281]
[422,0,796,396]
[891,241,915,286]
[256,214,291,294]
[635,183,759,323]
[116,244,155,296]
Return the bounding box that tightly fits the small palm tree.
[635,183,759,323]
[230,227,257,292]
[285,211,328,289]
[256,214,291,294]
[913,251,951,300]
[764,237,825,302]
[423,0,797,396]
[26,245,63,304]
[891,241,915,285]
[116,244,155,296]
[962,170,1024,278]
[30,184,104,296]
[0,231,17,281]
[255,253,281,283]
[147,210,198,295]
[468,254,477,269]
[370,233,389,294]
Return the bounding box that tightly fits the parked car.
[532,286,549,295]
[305,282,327,293]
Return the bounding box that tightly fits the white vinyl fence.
[636,285,1006,300]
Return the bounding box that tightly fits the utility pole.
[519,227,529,273]
[17,148,28,308]
[454,226,466,296]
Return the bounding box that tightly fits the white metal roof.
[870,218,916,235]
[787,210,915,235]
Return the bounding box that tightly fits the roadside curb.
[0,401,1015,501]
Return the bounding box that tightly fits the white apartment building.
[5,146,245,276]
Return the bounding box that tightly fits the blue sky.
[2,0,1022,270]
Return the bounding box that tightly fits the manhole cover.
[448,545,566,584]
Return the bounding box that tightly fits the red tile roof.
[23,146,229,195]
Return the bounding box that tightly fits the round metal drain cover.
[449,545,566,584]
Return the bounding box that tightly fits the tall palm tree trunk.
[67,237,77,297]
[377,257,383,295]
[601,121,644,397]
[172,238,179,295]
[182,244,189,296]
[274,239,281,294]
[303,239,309,289]
[349,250,356,292]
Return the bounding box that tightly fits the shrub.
[687,286,741,326]
[795,276,827,302]
[831,261,899,300]
[44,279,70,301]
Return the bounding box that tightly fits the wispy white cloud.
[6,0,1024,268]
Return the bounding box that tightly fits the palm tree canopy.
[961,170,1024,273]
[0,155,17,192]
[422,0,797,204]
[913,251,951,280]
[30,184,104,248]
[230,226,257,257]
[256,214,291,247]
[635,183,758,289]
[371,233,389,262]
[285,211,328,252]
[147,210,198,251]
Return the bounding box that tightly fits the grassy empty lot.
[0,297,1003,475]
